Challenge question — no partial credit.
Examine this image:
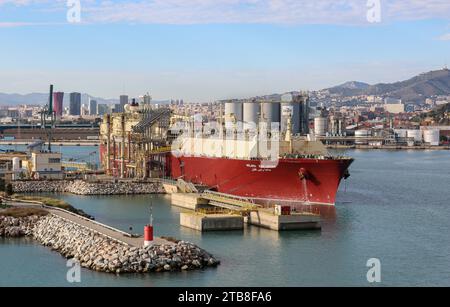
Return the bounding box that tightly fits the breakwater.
[1,212,219,274]
[12,180,165,195]
[0,215,41,237]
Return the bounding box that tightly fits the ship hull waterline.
[169,154,353,207]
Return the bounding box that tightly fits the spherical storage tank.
[423,129,440,146]
[314,117,328,136]
[243,100,260,131]
[406,130,422,142]
[280,94,301,134]
[261,101,281,129]
[355,129,370,145]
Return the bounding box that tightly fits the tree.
[0,178,5,192]
[5,183,13,196]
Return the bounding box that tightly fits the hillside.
[426,103,450,125]
[326,68,450,103]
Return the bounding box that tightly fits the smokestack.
[48,84,54,116]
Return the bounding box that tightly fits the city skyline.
[1,1,450,101]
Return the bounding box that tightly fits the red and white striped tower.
[144,203,154,247]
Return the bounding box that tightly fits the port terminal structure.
[99,104,173,179]
[161,178,321,232]
[96,96,323,231]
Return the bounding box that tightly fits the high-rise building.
[299,94,310,135]
[142,93,152,105]
[120,95,128,107]
[97,104,110,116]
[113,103,123,113]
[89,99,98,115]
[69,92,81,116]
[53,92,64,117]
[140,93,152,112]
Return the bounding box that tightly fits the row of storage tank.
[313,116,346,137]
[352,128,440,146]
[394,128,441,146]
[224,93,309,135]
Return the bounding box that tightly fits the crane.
[39,85,56,152]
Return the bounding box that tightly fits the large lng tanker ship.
[99,94,353,206]
[169,130,353,206]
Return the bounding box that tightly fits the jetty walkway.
[7,199,170,247]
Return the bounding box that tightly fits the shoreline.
[0,207,220,274]
[326,145,450,150]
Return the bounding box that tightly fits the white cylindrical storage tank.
[314,117,328,136]
[224,101,243,129]
[261,101,281,129]
[423,129,440,146]
[243,100,260,131]
[406,130,422,142]
[355,129,370,145]
[12,157,20,171]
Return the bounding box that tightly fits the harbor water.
[1,146,450,286]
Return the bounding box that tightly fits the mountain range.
[1,68,450,106]
[0,92,118,107]
[326,68,450,103]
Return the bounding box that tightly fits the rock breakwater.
[0,215,42,237]
[12,180,165,195]
[1,213,220,274]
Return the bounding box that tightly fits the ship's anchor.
[343,169,351,180]
[299,168,311,207]
[298,168,309,180]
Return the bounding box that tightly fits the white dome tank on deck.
[225,101,243,129]
[243,100,260,131]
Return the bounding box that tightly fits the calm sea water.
[1,146,450,287]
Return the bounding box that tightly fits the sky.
[1,0,450,102]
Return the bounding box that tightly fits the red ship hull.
[169,155,353,206]
[99,144,353,206]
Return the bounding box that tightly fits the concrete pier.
[180,212,244,232]
[171,193,211,210]
[162,182,178,194]
[9,199,170,246]
[247,209,321,231]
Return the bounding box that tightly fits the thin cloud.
[81,0,450,25]
[438,33,450,41]
[0,0,47,5]
[1,0,450,25]
[0,21,66,27]
[0,21,35,27]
